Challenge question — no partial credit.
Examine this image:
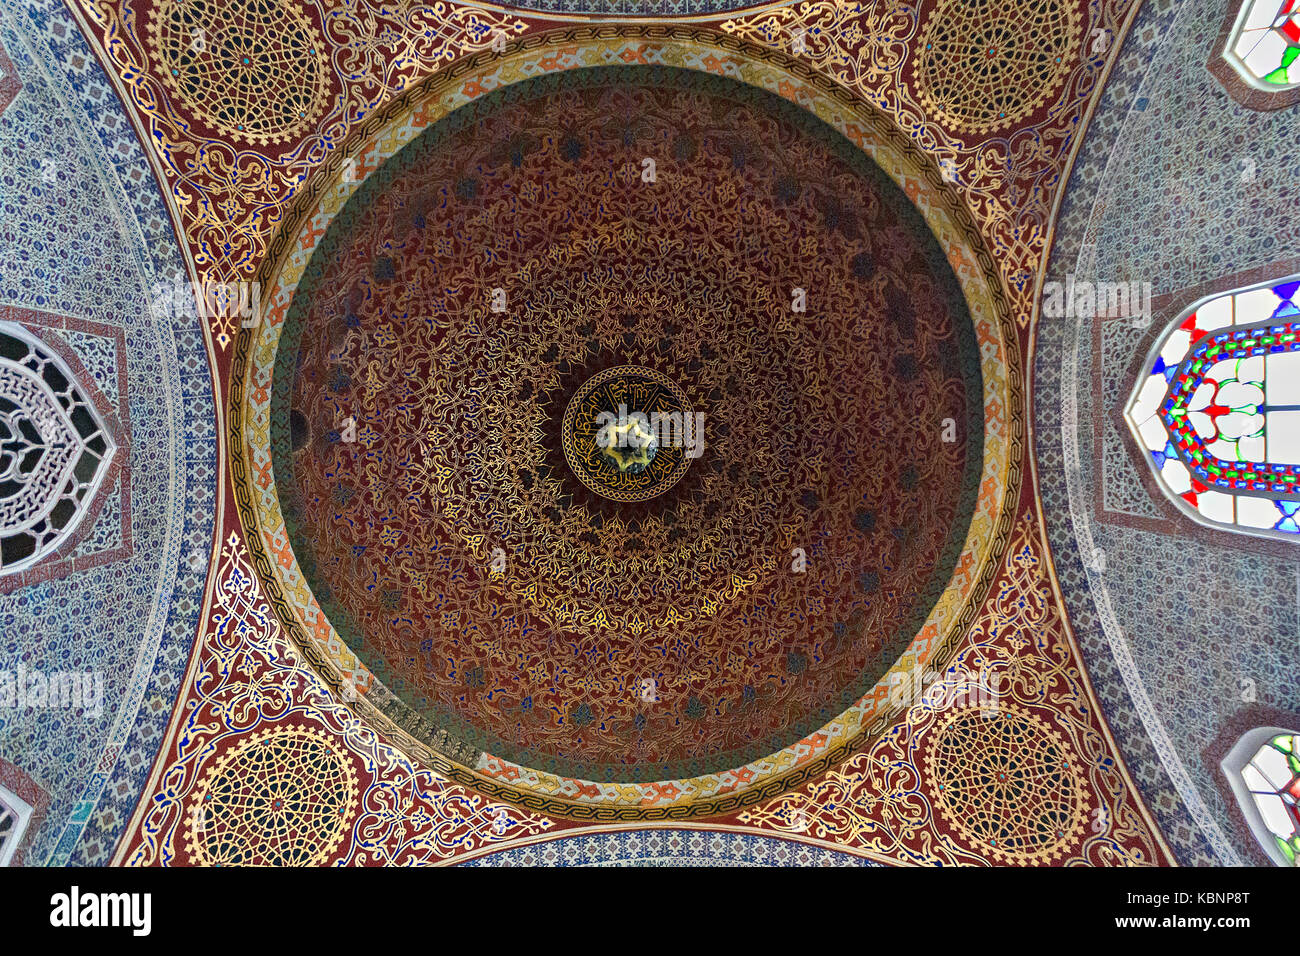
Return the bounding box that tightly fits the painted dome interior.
[276,67,981,784]
[1,0,1296,880]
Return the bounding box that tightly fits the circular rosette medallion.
[562,365,695,502]
[148,0,330,147]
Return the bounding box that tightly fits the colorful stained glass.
[1227,0,1300,87]
[1235,733,1300,866]
[1125,276,1300,538]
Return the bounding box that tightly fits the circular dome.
[235,31,1020,819]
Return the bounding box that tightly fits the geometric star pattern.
[149,0,330,146]
[915,0,1081,135]
[925,705,1088,863]
[185,725,358,866]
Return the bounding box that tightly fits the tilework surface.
[463,828,878,866]
[1034,0,1300,866]
[1098,320,1167,521]
[1088,0,1298,292]
[0,4,215,864]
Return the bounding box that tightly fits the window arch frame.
[1221,726,1300,867]
[0,319,119,576]
[1123,272,1300,544]
[0,782,34,867]
[1211,1,1300,109]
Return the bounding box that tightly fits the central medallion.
[561,364,698,502]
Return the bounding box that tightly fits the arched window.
[0,321,117,573]
[1221,728,1300,866]
[0,783,33,867]
[1225,1,1300,89]
[1125,276,1300,540]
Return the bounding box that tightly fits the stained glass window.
[1226,1,1300,88]
[1125,276,1300,540]
[1222,728,1300,866]
[0,784,33,867]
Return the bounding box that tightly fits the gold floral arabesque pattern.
[234,33,1021,817]
[737,515,1170,866]
[722,0,1123,319]
[75,0,529,348]
[121,530,556,865]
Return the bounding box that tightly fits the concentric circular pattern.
[924,706,1087,863]
[275,66,983,783]
[562,365,694,502]
[185,726,357,866]
[149,0,329,146]
[915,0,1080,135]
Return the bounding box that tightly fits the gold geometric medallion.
[561,364,698,503]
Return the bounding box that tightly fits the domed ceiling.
[15,0,1273,869]
[275,66,982,787]
[235,37,1018,819]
